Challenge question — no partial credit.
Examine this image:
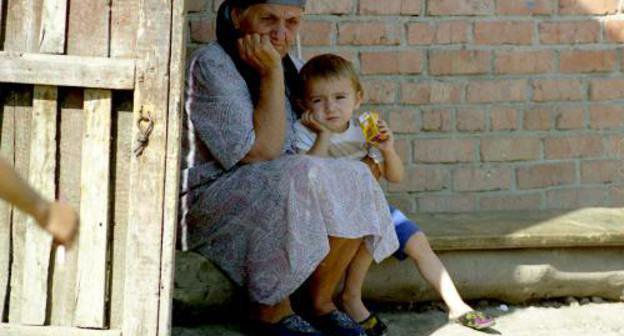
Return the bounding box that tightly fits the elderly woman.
[181,1,398,335]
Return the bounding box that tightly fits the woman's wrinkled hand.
[301,110,332,135]
[237,34,282,77]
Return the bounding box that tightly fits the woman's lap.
[185,155,398,304]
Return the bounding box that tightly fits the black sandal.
[358,313,387,336]
[253,314,325,336]
[313,310,366,336]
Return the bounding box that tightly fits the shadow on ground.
[172,299,512,336]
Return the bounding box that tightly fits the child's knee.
[405,232,435,257]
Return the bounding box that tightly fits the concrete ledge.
[417,208,624,251]
[174,208,624,308]
[366,247,624,304]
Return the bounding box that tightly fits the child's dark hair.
[299,54,363,96]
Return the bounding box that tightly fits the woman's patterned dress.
[181,42,398,305]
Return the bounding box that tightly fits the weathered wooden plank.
[110,0,139,58]
[20,85,57,325]
[8,86,33,324]
[122,0,172,334]
[108,1,141,321]
[39,0,68,53]
[73,89,112,328]
[49,88,83,326]
[67,0,110,56]
[4,0,43,52]
[158,0,186,334]
[0,1,4,39]
[109,96,133,329]
[0,52,135,89]
[65,2,113,327]
[0,90,16,323]
[0,324,121,336]
[5,1,42,324]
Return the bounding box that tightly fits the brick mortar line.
[192,14,624,26]
[398,131,624,141]
[367,101,624,109]
[364,112,624,130]
[355,69,621,77]
[391,188,624,200]
[574,159,582,186]
[388,125,624,136]
[401,182,618,194]
[389,183,624,196]
[303,15,624,21]
[405,153,611,162]
[303,44,623,53]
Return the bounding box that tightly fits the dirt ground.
[172,299,624,336]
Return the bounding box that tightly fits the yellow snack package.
[358,111,382,143]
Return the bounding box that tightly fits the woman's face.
[232,4,304,57]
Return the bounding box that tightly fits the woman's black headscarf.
[216,0,305,116]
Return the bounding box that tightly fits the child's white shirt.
[294,119,384,163]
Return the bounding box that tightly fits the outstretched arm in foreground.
[0,157,77,245]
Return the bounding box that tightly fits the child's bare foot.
[448,303,474,320]
[38,201,78,246]
[339,292,370,323]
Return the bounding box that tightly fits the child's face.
[303,76,363,133]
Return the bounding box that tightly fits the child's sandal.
[358,313,388,336]
[453,311,495,330]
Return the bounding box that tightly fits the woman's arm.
[0,158,47,223]
[239,34,286,163]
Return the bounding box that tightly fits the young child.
[294,54,495,335]
[0,157,77,245]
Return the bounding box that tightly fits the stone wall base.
[175,246,624,311]
[365,247,624,304]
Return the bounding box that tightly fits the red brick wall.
[186,0,624,213]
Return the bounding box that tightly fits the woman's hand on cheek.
[301,110,332,135]
[237,34,282,77]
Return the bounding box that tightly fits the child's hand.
[40,201,78,246]
[371,119,395,153]
[301,110,332,135]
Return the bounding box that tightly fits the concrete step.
[174,208,624,308]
